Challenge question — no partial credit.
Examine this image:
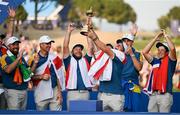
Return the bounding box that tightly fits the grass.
[134,37,180,52]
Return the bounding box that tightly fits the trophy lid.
[86,6,94,17]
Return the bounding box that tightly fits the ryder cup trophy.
[80,7,95,36]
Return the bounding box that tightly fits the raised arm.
[126,46,143,71]
[127,24,142,71]
[86,16,95,56]
[163,30,177,61]
[142,32,163,63]
[86,37,94,56]
[63,23,75,58]
[6,8,16,38]
[87,29,114,59]
[130,24,138,36]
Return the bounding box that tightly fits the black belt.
[67,89,91,91]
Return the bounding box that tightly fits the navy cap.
[72,44,84,50]
[156,42,169,52]
[0,32,5,39]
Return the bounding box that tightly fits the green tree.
[67,0,136,25]
[102,0,136,24]
[158,16,170,29]
[15,5,28,32]
[158,6,180,29]
[168,6,180,20]
[15,5,28,22]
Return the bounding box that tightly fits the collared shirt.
[99,55,124,95]
[121,48,141,83]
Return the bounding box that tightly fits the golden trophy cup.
[80,7,94,36]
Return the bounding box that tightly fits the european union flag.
[0,0,25,24]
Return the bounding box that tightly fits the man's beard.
[10,49,19,56]
[72,54,82,60]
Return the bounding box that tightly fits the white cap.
[162,42,169,49]
[5,36,21,46]
[156,42,169,51]
[39,35,55,44]
[122,34,135,41]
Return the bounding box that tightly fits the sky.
[23,0,56,17]
[23,0,180,32]
[125,0,180,31]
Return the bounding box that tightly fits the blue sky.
[23,0,180,31]
[23,0,56,17]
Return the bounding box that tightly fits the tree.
[15,5,28,22]
[102,0,136,24]
[158,6,180,29]
[168,6,180,20]
[56,0,69,6]
[67,0,136,25]
[14,5,28,32]
[158,16,170,29]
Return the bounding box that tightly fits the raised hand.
[87,29,98,40]
[17,49,25,61]
[155,31,164,41]
[130,24,138,36]
[125,46,134,56]
[67,23,76,32]
[161,29,168,37]
[8,7,16,18]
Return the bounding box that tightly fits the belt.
[67,89,89,93]
[153,90,166,95]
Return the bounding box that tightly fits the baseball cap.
[39,35,55,44]
[0,32,6,39]
[106,43,113,49]
[116,39,128,52]
[122,34,135,41]
[72,44,84,50]
[116,39,123,44]
[5,36,21,46]
[156,42,169,52]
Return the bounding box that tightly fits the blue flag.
[0,0,25,24]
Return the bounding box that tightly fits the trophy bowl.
[80,25,89,36]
